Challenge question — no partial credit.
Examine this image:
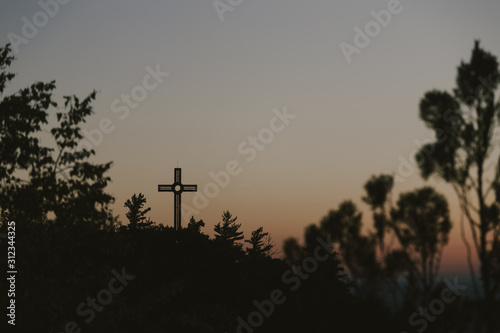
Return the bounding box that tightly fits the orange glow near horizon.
[111,172,479,276]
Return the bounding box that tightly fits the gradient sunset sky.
[2,0,500,274]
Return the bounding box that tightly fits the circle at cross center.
[175,185,182,192]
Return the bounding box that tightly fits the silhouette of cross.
[158,168,197,230]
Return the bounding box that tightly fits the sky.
[1,0,500,274]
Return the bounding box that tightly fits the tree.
[124,193,153,230]
[245,226,273,258]
[416,40,500,300]
[390,187,452,297]
[214,210,244,247]
[283,237,304,264]
[362,174,394,255]
[320,200,363,246]
[362,175,453,305]
[0,44,114,227]
[187,216,205,233]
[320,201,382,297]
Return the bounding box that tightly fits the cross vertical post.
[158,168,197,230]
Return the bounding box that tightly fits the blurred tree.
[0,44,114,227]
[320,201,362,246]
[362,175,453,305]
[283,237,304,264]
[416,40,500,300]
[124,193,153,230]
[320,201,382,297]
[362,174,394,255]
[390,187,452,298]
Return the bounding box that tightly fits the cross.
[158,168,197,230]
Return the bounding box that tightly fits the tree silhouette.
[317,174,454,309]
[362,174,394,255]
[124,193,153,230]
[214,210,244,247]
[320,200,382,297]
[390,187,452,299]
[282,216,399,332]
[283,237,304,264]
[0,44,114,227]
[187,216,205,233]
[361,174,454,306]
[416,40,500,301]
[245,226,273,258]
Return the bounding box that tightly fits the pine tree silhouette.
[214,210,244,247]
[124,193,153,230]
[187,216,205,232]
[245,226,273,258]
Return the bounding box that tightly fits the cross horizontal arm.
[183,185,197,192]
[158,185,174,192]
